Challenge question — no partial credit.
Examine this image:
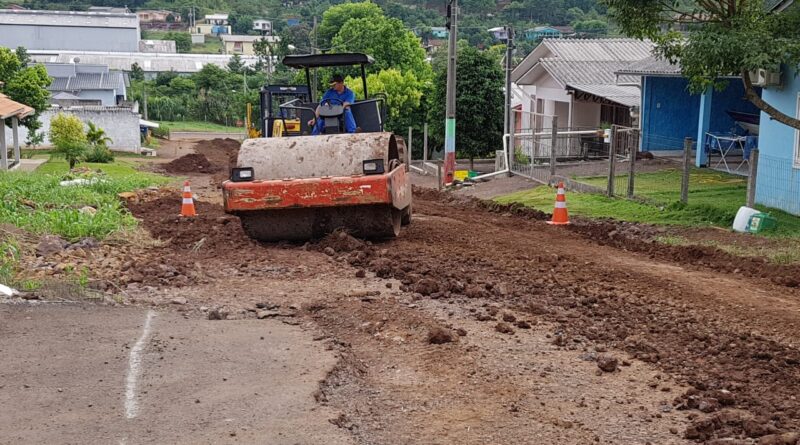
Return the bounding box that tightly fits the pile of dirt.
[164,153,219,174]
[191,138,241,186]
[330,187,800,440]
[413,186,549,221]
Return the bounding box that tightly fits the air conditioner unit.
[748,69,782,87]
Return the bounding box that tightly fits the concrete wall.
[223,41,256,55]
[4,107,141,152]
[75,90,119,106]
[0,24,139,52]
[640,76,760,151]
[755,66,800,215]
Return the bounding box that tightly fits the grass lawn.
[0,158,169,241]
[190,37,223,54]
[158,120,244,133]
[497,168,800,238]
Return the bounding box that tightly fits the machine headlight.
[231,167,255,182]
[362,159,385,175]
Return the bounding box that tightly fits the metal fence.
[509,109,652,198]
[753,152,800,215]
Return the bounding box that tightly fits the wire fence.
[754,153,800,215]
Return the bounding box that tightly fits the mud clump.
[495,322,514,335]
[164,153,218,174]
[596,355,618,372]
[414,278,439,296]
[427,327,455,344]
[316,230,365,253]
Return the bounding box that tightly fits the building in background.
[43,62,127,106]
[221,35,278,55]
[512,38,653,130]
[137,9,179,24]
[253,19,272,35]
[29,50,259,78]
[0,9,140,52]
[139,39,177,53]
[196,14,231,35]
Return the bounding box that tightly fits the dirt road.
[4,139,798,444]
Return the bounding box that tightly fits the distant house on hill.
[221,35,279,55]
[196,14,231,35]
[137,10,179,24]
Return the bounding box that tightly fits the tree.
[193,64,229,91]
[49,113,87,169]
[318,2,384,47]
[428,45,504,169]
[346,69,426,133]
[0,48,51,145]
[164,31,192,53]
[604,0,800,129]
[331,16,431,80]
[15,47,30,66]
[227,54,245,74]
[573,19,608,34]
[130,62,145,81]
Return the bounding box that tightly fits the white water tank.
[732,206,759,233]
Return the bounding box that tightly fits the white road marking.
[125,310,156,419]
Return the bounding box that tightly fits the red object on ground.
[180,180,197,217]
[547,181,569,225]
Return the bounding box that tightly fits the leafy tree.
[130,62,145,81]
[604,0,800,129]
[428,45,504,169]
[573,19,608,34]
[15,47,30,66]
[318,2,384,47]
[331,15,431,80]
[168,76,196,95]
[155,70,179,86]
[0,49,51,145]
[227,54,246,74]
[164,31,192,53]
[229,13,255,34]
[50,113,87,169]
[193,64,229,91]
[346,68,427,133]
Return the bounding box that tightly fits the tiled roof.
[48,71,125,92]
[0,92,34,119]
[568,84,641,107]
[616,56,682,76]
[220,34,279,43]
[543,38,653,62]
[30,50,259,74]
[541,59,641,86]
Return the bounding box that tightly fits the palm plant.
[86,121,113,149]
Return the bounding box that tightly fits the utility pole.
[503,26,514,138]
[443,0,458,185]
[142,83,148,120]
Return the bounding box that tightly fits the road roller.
[222,53,412,242]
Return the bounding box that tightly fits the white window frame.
[795,93,800,168]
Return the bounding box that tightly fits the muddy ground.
[4,138,799,444]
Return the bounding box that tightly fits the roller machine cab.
[222,53,412,242]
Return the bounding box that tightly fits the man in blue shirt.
[309,74,357,134]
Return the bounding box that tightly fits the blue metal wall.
[640,77,759,151]
[755,66,800,215]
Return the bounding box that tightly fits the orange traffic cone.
[547,182,569,225]
[180,180,197,217]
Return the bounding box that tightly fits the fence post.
[423,123,428,165]
[747,148,759,208]
[681,137,692,204]
[437,162,443,191]
[627,129,638,199]
[507,108,516,177]
[607,126,617,197]
[549,115,558,180]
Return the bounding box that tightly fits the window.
[795,93,800,168]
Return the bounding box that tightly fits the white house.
[511,38,653,130]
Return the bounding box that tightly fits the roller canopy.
[282,53,375,68]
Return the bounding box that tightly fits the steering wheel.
[320,98,344,107]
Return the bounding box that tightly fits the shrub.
[53,141,88,169]
[85,145,114,163]
[151,126,170,139]
[49,113,86,148]
[86,121,113,149]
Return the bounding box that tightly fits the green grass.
[497,168,800,238]
[190,37,223,54]
[21,149,147,159]
[0,158,169,241]
[158,120,244,133]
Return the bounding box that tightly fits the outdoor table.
[704,132,746,173]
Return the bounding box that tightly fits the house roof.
[0,93,35,120]
[0,8,138,29]
[139,39,177,53]
[51,91,82,100]
[49,71,125,92]
[615,56,682,76]
[512,38,653,107]
[204,14,228,20]
[29,50,259,74]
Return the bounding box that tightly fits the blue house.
[617,57,761,155]
[430,27,449,39]
[525,26,563,41]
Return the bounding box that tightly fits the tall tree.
[318,2,384,47]
[604,0,800,129]
[428,45,504,169]
[0,48,51,145]
[346,68,427,134]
